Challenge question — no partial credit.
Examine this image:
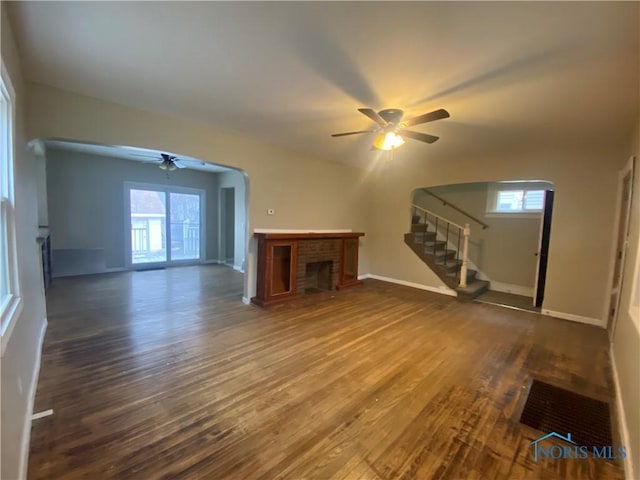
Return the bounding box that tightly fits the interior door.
[534,190,554,307]
[607,161,634,334]
[222,188,235,263]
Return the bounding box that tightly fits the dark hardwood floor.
[28,265,623,479]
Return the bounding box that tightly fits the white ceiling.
[44,140,233,173]
[9,2,640,166]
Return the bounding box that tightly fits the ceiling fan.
[151,153,186,171]
[332,108,450,150]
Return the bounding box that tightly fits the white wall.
[0,9,48,480]
[218,169,246,271]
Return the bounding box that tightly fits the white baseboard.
[233,265,244,273]
[488,281,534,297]
[540,309,605,328]
[610,345,635,480]
[361,274,457,297]
[242,296,250,305]
[104,267,126,274]
[18,316,47,480]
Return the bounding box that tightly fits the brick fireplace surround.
[296,238,342,293]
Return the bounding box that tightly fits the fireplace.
[252,231,364,307]
[305,261,333,294]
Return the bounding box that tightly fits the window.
[487,182,550,215]
[495,189,544,212]
[1,60,22,354]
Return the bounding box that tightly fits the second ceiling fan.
[332,107,450,150]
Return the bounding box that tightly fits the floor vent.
[520,379,613,448]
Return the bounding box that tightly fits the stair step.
[434,249,456,262]
[411,223,428,233]
[413,231,436,242]
[446,268,477,283]
[456,280,490,300]
[424,240,446,252]
[444,260,462,273]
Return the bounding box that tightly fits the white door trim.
[604,156,635,338]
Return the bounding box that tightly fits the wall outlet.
[267,208,275,215]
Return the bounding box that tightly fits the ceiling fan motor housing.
[378,109,404,125]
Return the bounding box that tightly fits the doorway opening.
[410,181,553,312]
[34,139,249,300]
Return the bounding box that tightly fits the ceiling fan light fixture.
[159,158,177,171]
[373,131,405,151]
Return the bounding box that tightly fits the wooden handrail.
[421,189,489,229]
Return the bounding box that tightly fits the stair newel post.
[459,223,471,288]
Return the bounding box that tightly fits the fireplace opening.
[305,261,333,294]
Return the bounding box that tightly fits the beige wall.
[25,82,370,299]
[612,117,640,479]
[414,182,547,292]
[0,7,48,480]
[366,143,628,323]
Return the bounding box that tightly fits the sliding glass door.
[127,183,204,266]
[169,192,201,261]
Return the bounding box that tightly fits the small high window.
[495,189,545,212]
[487,182,550,215]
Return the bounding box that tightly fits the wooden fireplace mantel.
[251,231,365,308]
[254,232,364,240]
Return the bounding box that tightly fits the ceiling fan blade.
[357,108,387,127]
[173,160,187,169]
[403,108,450,127]
[331,130,376,137]
[400,129,440,144]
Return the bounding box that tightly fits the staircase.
[405,206,489,300]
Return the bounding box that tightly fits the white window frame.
[1,59,23,355]
[486,181,550,218]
